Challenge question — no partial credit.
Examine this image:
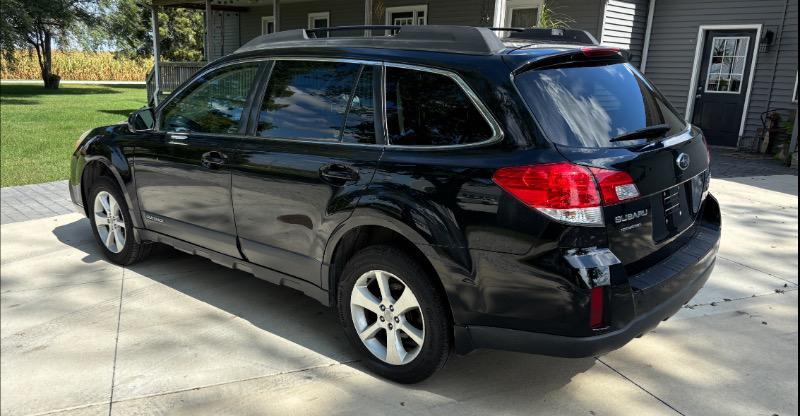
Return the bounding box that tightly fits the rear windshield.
[515,62,686,148]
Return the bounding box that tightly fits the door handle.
[167,133,189,144]
[320,164,359,185]
[201,151,227,169]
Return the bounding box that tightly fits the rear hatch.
[510,50,711,273]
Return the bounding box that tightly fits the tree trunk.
[41,30,60,89]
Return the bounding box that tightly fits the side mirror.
[128,107,155,132]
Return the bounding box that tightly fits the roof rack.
[492,28,598,45]
[235,25,507,56]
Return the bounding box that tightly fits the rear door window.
[256,60,374,142]
[514,63,686,148]
[384,67,494,146]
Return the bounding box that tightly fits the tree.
[1,0,98,88]
[98,0,204,61]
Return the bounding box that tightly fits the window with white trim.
[793,72,798,103]
[505,0,543,27]
[385,5,427,26]
[261,16,274,35]
[704,36,749,94]
[308,12,330,37]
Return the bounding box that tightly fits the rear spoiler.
[508,46,630,75]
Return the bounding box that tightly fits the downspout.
[151,5,161,106]
[640,0,656,73]
[274,0,280,32]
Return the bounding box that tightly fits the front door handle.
[201,151,227,169]
[320,164,359,185]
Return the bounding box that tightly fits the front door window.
[704,36,749,94]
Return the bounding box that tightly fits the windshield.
[515,62,686,148]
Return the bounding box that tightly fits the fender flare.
[81,149,144,231]
[320,207,474,318]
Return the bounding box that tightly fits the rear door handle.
[320,164,359,185]
[201,151,227,169]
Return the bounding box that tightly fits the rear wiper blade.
[608,124,671,143]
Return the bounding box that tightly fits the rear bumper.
[455,222,719,358]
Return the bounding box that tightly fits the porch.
[145,0,550,104]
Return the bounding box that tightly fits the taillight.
[492,162,639,226]
[581,46,621,57]
[590,286,606,329]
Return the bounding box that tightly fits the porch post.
[364,0,373,37]
[205,0,212,60]
[273,0,280,32]
[151,5,161,106]
[492,0,506,28]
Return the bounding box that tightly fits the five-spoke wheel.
[350,270,425,365]
[93,190,126,253]
[88,177,150,265]
[338,245,451,383]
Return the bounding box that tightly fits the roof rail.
[235,25,507,56]
[306,25,401,37]
[492,27,598,45]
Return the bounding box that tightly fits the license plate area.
[652,172,706,243]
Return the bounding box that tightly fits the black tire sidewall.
[88,178,137,264]
[337,245,451,383]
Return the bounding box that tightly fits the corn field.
[1,51,153,81]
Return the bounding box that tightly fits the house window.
[308,12,330,37]
[505,0,543,27]
[704,36,749,94]
[261,16,274,35]
[793,72,798,103]
[386,5,427,26]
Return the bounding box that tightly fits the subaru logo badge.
[676,153,690,171]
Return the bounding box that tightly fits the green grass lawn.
[0,83,146,187]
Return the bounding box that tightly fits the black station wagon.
[69,26,721,383]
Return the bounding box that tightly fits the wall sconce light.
[759,29,775,52]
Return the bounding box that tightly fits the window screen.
[257,61,361,140]
[160,63,259,134]
[385,67,493,146]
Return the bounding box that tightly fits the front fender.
[72,125,144,230]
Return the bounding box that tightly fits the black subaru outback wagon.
[70,26,720,383]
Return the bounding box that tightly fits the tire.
[337,245,451,383]
[87,177,150,265]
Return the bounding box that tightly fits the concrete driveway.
[1,159,797,415]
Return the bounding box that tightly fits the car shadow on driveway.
[50,217,596,403]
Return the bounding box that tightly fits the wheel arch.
[80,153,143,231]
[323,209,474,329]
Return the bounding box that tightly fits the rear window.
[515,63,686,148]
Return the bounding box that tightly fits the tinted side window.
[341,66,376,144]
[385,67,493,146]
[161,63,259,134]
[256,61,361,140]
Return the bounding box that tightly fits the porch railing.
[145,61,207,105]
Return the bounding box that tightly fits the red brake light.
[589,167,639,205]
[590,286,605,329]
[492,162,640,226]
[581,46,621,57]
[492,163,600,209]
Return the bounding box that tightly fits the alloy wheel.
[350,270,425,365]
[93,191,126,253]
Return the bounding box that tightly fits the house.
[147,0,798,152]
